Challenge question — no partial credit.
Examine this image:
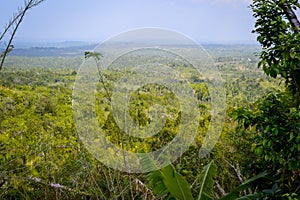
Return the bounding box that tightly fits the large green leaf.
[220,172,268,200]
[197,161,217,200]
[147,164,193,200]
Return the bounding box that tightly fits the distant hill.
[1,42,259,57]
[4,44,97,57]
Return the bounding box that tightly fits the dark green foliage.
[219,172,268,200]
[147,161,267,200]
[233,92,300,195]
[231,0,300,198]
[147,164,193,200]
[146,162,217,200]
[251,0,300,103]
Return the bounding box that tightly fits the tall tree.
[234,0,300,198]
[251,0,300,103]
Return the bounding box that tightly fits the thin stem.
[0,0,45,71]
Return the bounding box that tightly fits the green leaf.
[147,169,169,198]
[163,165,193,200]
[147,164,193,200]
[290,51,296,59]
[290,132,295,140]
[220,172,267,200]
[236,194,259,200]
[84,51,103,61]
[197,161,217,200]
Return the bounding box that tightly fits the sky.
[0,0,256,45]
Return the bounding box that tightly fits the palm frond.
[197,161,217,200]
[147,164,193,200]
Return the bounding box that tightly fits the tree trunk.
[283,4,300,35]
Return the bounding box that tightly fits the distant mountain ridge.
[7,41,97,48]
[3,44,97,57]
[1,41,259,57]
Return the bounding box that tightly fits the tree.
[233,0,300,198]
[251,0,300,104]
[0,0,45,71]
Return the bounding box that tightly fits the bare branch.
[224,159,243,183]
[0,10,23,41]
[216,180,226,196]
[135,178,157,200]
[0,0,45,71]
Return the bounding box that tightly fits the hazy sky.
[1,0,256,44]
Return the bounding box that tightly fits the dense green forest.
[1,44,295,199]
[1,0,300,199]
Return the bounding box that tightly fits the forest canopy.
[0,0,299,199]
